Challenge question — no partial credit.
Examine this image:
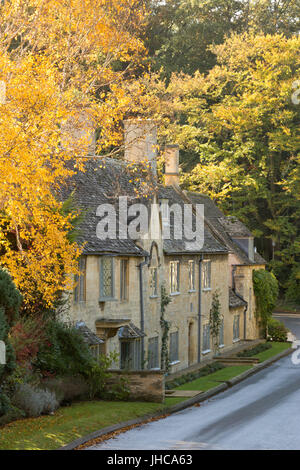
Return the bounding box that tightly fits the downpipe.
[198,254,204,363]
[138,256,149,369]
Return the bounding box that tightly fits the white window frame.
[169,260,180,295]
[188,260,196,292]
[202,260,211,291]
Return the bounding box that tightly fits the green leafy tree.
[160,284,172,373]
[209,290,223,354]
[146,0,300,77]
[253,269,279,335]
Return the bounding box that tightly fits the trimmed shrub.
[12,383,59,417]
[267,318,289,342]
[237,343,272,357]
[166,362,225,389]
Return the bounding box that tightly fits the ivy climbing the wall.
[253,269,279,336]
[160,284,172,373]
[209,290,223,355]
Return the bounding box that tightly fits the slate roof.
[60,158,228,257]
[219,216,252,238]
[186,192,266,266]
[118,322,146,339]
[60,158,149,256]
[75,321,104,345]
[229,288,247,309]
[158,186,228,255]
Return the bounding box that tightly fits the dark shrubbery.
[41,375,90,405]
[165,362,224,390]
[35,319,94,377]
[267,318,289,342]
[237,342,272,357]
[0,269,22,417]
[0,269,22,326]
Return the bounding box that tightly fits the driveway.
[88,315,300,450]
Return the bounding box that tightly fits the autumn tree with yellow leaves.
[0,0,148,311]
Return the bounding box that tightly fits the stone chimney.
[165,144,179,186]
[61,112,96,155]
[124,119,157,174]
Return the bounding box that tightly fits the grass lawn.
[0,400,167,450]
[0,396,191,451]
[254,341,290,362]
[175,365,252,392]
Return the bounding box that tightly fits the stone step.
[217,357,259,365]
[166,390,203,398]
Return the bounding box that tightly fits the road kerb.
[227,347,293,387]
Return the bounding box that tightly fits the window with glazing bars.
[233,315,240,340]
[99,257,114,300]
[202,260,211,289]
[169,261,180,293]
[120,339,141,370]
[74,256,86,302]
[202,324,211,351]
[188,260,195,291]
[148,337,159,369]
[120,259,128,301]
[150,267,158,297]
[169,331,179,363]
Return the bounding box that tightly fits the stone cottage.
[61,119,266,374]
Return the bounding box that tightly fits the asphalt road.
[88,315,300,450]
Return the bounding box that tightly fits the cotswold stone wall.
[107,370,165,403]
